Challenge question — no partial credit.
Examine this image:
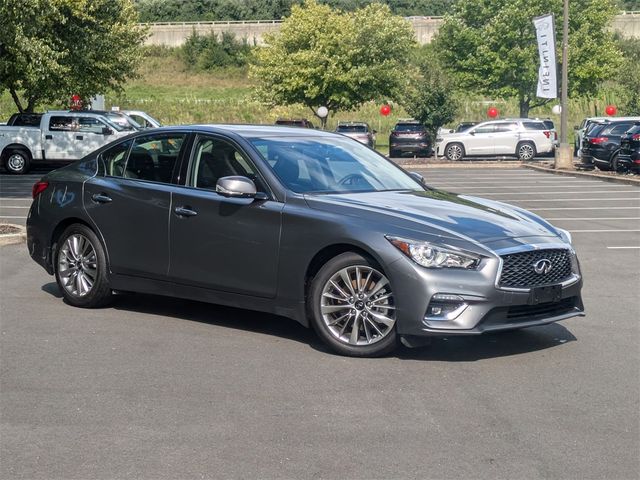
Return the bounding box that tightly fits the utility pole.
[555,0,573,169]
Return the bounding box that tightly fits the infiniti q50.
[27,125,584,356]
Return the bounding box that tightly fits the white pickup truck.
[0,111,130,174]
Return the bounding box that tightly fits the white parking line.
[569,229,640,233]
[530,206,640,210]
[0,206,30,209]
[546,217,640,220]
[476,190,640,196]
[0,215,27,219]
[440,184,617,189]
[0,198,31,201]
[503,198,640,202]
[432,180,607,185]
[606,246,640,249]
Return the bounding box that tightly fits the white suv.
[436,119,556,161]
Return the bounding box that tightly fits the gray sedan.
[26,125,584,357]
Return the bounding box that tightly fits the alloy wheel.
[447,144,463,160]
[57,234,98,297]
[519,144,535,160]
[320,265,396,346]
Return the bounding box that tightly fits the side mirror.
[372,129,377,134]
[469,131,476,135]
[216,176,258,198]
[409,171,425,184]
[102,127,113,135]
[573,125,579,130]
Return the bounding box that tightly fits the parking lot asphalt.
[1,167,639,479]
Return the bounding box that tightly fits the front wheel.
[308,252,398,357]
[445,143,465,161]
[55,224,112,308]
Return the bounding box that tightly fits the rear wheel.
[611,154,628,173]
[517,141,536,161]
[55,224,112,308]
[445,143,465,161]
[309,252,398,357]
[3,148,31,174]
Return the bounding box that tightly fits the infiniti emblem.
[533,259,553,275]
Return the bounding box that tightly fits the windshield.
[250,136,424,194]
[337,125,367,133]
[106,113,141,131]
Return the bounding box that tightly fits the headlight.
[557,228,572,245]
[386,236,482,269]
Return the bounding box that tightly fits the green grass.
[1,48,630,148]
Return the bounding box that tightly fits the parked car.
[6,113,43,127]
[436,119,555,161]
[389,120,432,157]
[580,118,640,171]
[121,110,162,129]
[85,110,142,131]
[275,118,315,129]
[618,122,640,173]
[335,121,375,148]
[455,122,478,132]
[574,116,639,156]
[0,111,129,174]
[27,125,584,357]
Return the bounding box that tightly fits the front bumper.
[388,249,584,337]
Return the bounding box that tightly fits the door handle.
[45,135,52,140]
[91,193,112,204]
[76,135,83,140]
[174,206,197,217]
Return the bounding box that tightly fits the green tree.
[617,37,640,114]
[250,0,416,127]
[401,45,457,134]
[0,0,146,113]
[436,0,622,118]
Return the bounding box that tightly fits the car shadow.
[40,285,577,361]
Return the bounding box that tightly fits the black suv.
[389,120,432,158]
[619,122,640,173]
[581,119,640,170]
[275,118,316,129]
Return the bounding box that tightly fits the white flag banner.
[533,14,558,99]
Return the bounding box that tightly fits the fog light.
[425,294,468,321]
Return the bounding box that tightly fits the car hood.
[305,189,561,246]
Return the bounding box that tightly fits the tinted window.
[494,123,518,132]
[9,114,42,127]
[77,116,106,134]
[585,122,607,136]
[602,123,635,136]
[543,120,555,130]
[394,124,424,132]
[250,136,422,194]
[101,140,132,177]
[473,125,495,134]
[336,125,368,133]
[523,122,546,130]
[49,116,77,131]
[124,134,186,183]
[190,136,264,192]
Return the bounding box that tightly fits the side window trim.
[99,139,133,177]
[185,133,276,200]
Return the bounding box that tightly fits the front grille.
[506,297,576,320]
[499,249,572,288]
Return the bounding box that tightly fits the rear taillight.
[32,181,49,199]
[632,134,640,141]
[543,131,551,138]
[554,131,558,140]
[589,137,608,145]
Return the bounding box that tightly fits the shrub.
[181,30,253,71]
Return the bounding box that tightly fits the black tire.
[308,252,398,357]
[445,143,465,161]
[389,148,398,158]
[54,224,112,308]
[3,148,31,174]
[517,141,536,161]
[611,154,628,173]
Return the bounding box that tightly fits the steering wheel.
[338,173,368,186]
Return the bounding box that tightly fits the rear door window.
[472,124,496,134]
[123,134,187,183]
[101,140,132,177]
[602,123,635,136]
[49,116,77,131]
[494,123,518,132]
[523,122,546,130]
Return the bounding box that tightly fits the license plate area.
[528,285,562,305]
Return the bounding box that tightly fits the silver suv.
[436,119,556,161]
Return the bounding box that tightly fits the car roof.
[143,124,338,139]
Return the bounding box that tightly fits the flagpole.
[555,0,573,169]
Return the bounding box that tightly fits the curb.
[522,164,640,186]
[392,160,526,169]
[0,224,26,247]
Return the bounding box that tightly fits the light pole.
[555,0,573,169]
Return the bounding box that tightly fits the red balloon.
[487,107,499,118]
[605,105,617,116]
[380,104,391,116]
[70,94,82,110]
